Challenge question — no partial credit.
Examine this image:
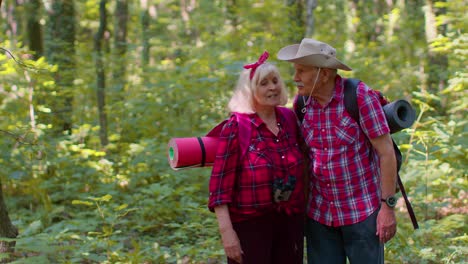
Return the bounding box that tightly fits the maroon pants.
[228,211,304,264]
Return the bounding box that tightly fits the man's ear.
[320,68,335,83]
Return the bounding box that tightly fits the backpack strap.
[343,78,418,230]
[233,113,252,158]
[206,113,252,160]
[294,94,306,123]
[277,106,297,133]
[343,78,361,122]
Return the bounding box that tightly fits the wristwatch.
[381,195,397,208]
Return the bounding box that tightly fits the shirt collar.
[308,74,344,108]
[251,107,282,128]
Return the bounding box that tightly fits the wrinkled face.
[253,72,282,108]
[293,64,320,96]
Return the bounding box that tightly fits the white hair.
[228,63,288,113]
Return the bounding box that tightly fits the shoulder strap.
[233,113,252,158]
[343,78,361,123]
[206,113,251,158]
[206,120,228,137]
[294,95,306,123]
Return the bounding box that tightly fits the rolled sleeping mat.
[167,137,219,170]
[383,99,416,134]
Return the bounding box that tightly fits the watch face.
[387,196,397,207]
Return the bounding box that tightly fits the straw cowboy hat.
[277,38,352,71]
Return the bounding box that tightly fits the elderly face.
[253,72,282,109]
[293,64,321,96]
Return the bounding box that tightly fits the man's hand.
[376,205,397,243]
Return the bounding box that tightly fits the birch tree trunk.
[305,0,318,37]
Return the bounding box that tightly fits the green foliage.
[0,0,466,263]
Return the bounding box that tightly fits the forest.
[0,0,466,263]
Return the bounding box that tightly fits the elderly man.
[277,38,397,264]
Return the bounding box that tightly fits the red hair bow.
[243,51,269,80]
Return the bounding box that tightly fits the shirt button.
[276,139,280,142]
[281,156,285,159]
[330,202,334,205]
[324,147,328,151]
[323,166,326,169]
[327,184,330,187]
[321,129,325,132]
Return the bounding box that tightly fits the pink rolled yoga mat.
[167,137,219,170]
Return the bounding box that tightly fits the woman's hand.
[214,205,243,263]
[220,227,243,263]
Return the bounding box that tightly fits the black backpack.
[294,78,419,230]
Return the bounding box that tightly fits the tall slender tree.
[424,0,449,111]
[94,0,109,147]
[286,0,305,42]
[305,0,318,37]
[0,1,19,261]
[140,0,150,70]
[25,0,43,59]
[112,0,128,97]
[44,0,76,134]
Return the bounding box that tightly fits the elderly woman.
[208,51,306,264]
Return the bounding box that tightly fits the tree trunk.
[1,0,20,258]
[44,0,76,134]
[286,0,305,42]
[112,0,128,96]
[94,0,108,147]
[26,0,43,59]
[226,0,238,32]
[424,0,448,112]
[140,0,150,69]
[0,180,18,263]
[305,0,318,37]
[5,0,19,47]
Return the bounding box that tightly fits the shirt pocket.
[237,139,274,208]
[334,115,359,146]
[247,139,272,166]
[301,120,317,148]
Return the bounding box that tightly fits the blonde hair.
[228,63,288,113]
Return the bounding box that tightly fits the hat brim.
[277,44,352,71]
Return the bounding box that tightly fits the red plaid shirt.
[300,76,390,227]
[208,107,305,222]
